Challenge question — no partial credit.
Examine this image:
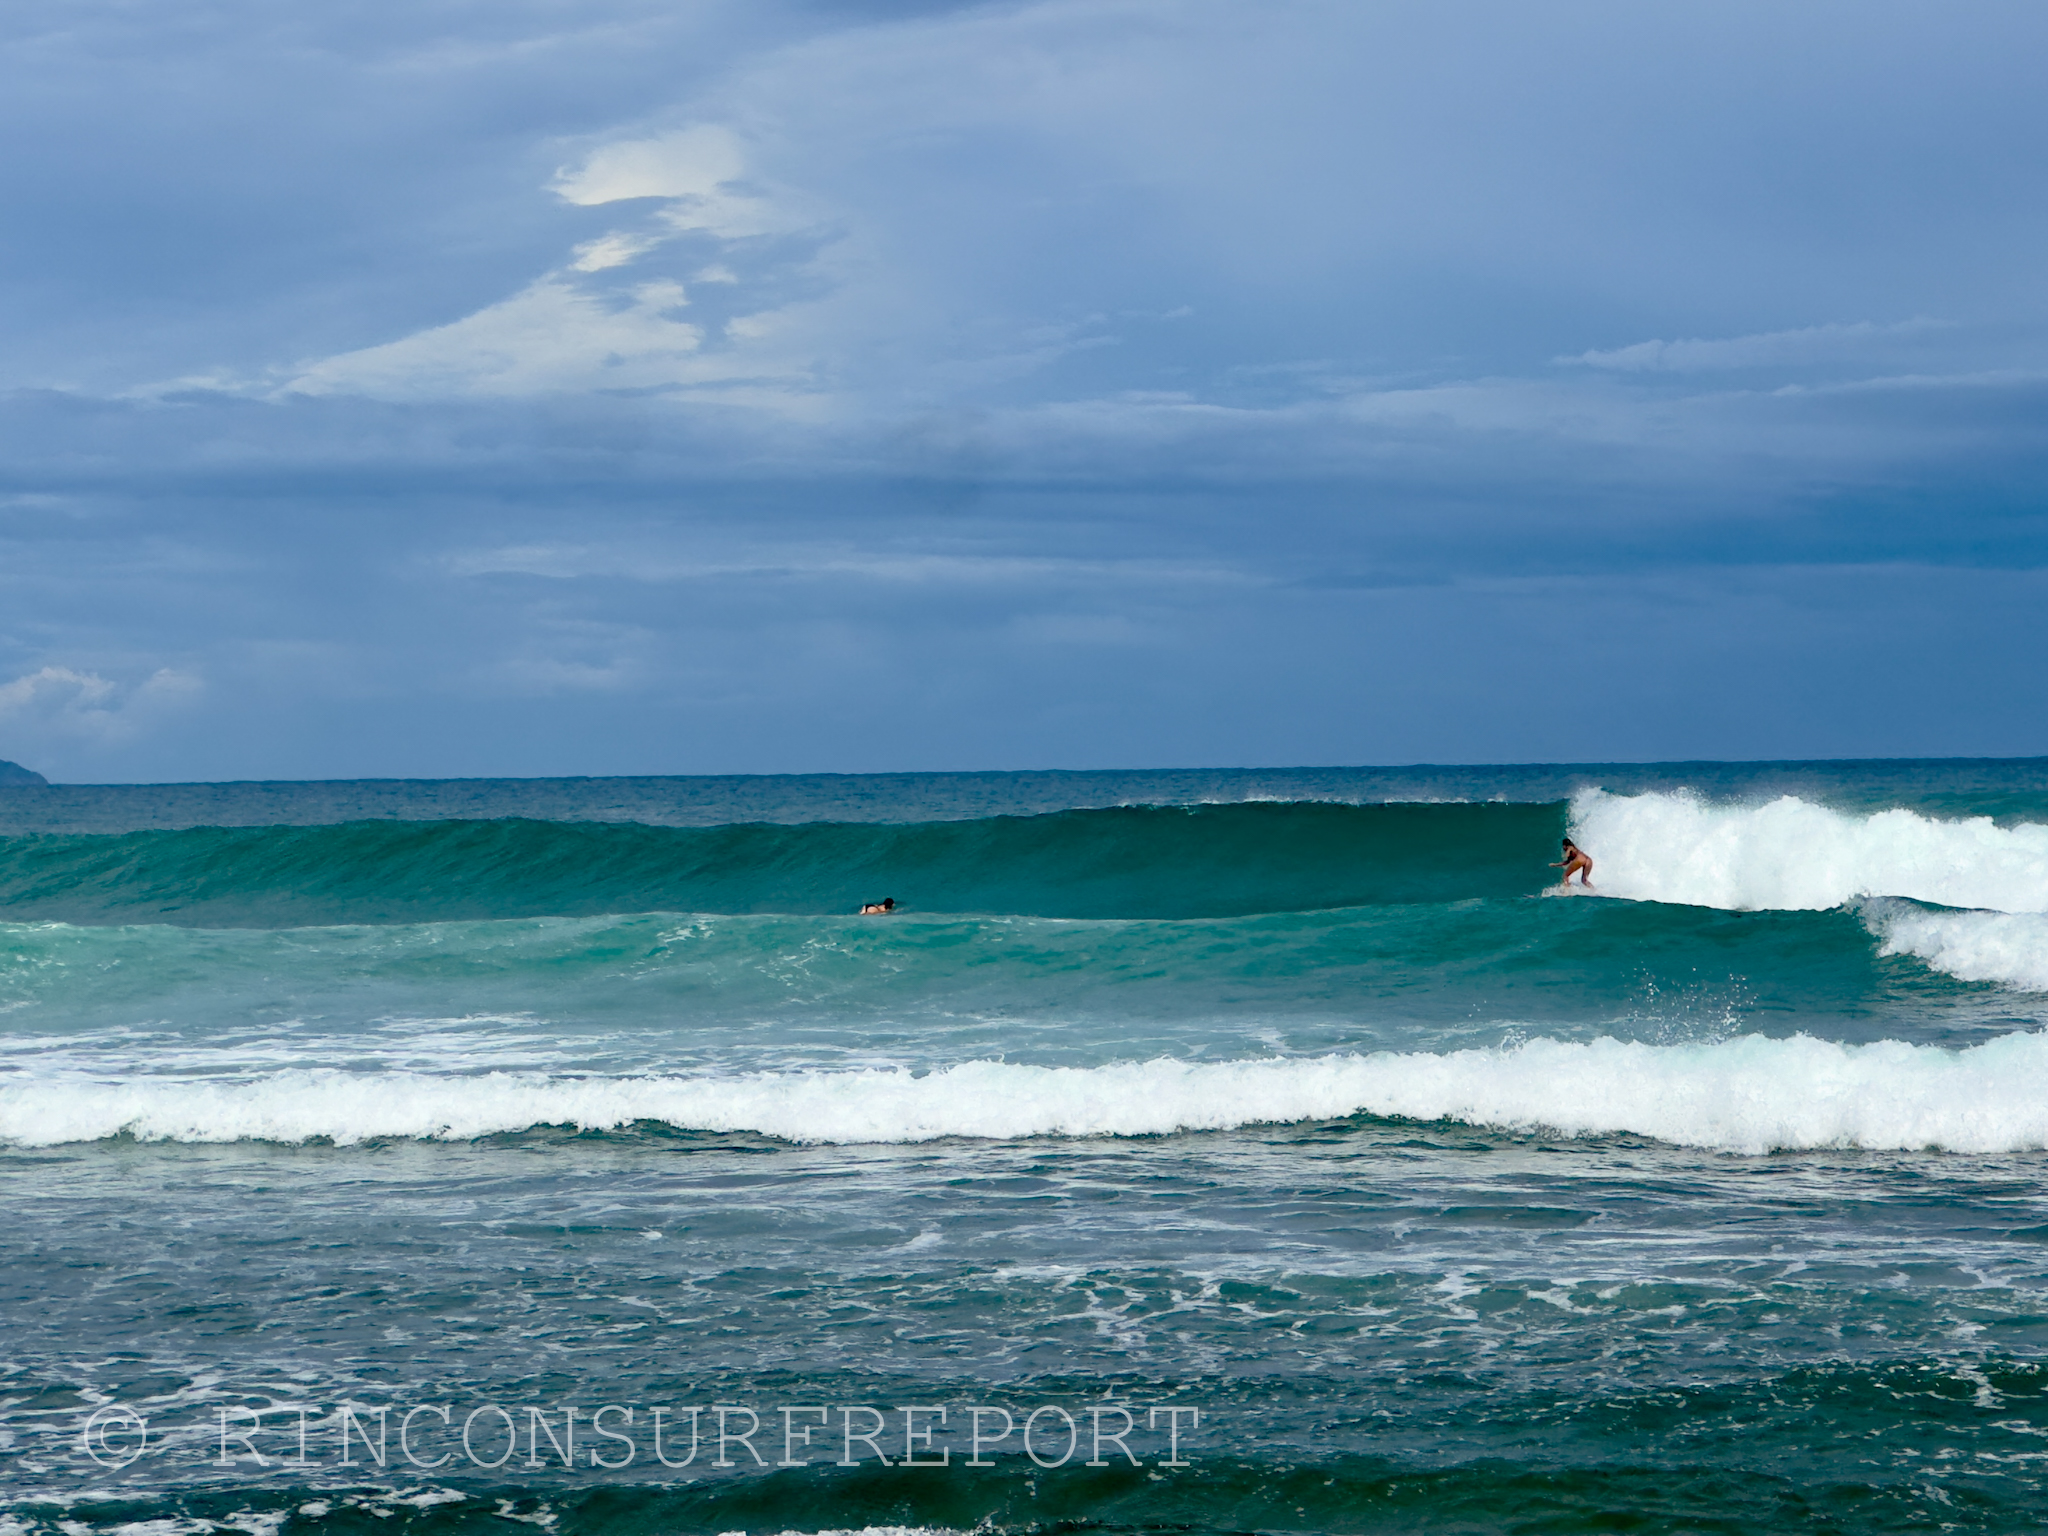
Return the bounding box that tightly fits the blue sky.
[4,0,2048,781]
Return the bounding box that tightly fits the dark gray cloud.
[2,0,2046,779]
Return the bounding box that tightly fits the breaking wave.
[1868,902,2048,993]
[1572,789,2048,913]
[9,1032,2048,1155]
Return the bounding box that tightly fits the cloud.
[281,278,708,398]
[570,232,660,272]
[266,118,829,402]
[114,3,2048,428]
[8,0,2048,777]
[0,666,202,746]
[552,125,746,205]
[445,542,1260,588]
[553,124,802,238]
[0,667,114,715]
[1561,320,1945,373]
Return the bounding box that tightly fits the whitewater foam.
[1571,790,2048,912]
[1869,903,2048,992]
[7,1032,2048,1154]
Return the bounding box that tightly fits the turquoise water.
[2,762,2047,1533]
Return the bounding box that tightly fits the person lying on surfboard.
[1553,839,1594,888]
[860,898,896,914]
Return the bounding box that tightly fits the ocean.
[2,760,2047,1535]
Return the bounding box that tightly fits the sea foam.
[7,1033,2048,1154]
[1571,789,2048,913]
[1869,904,2048,992]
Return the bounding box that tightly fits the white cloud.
[0,666,202,745]
[0,666,112,714]
[551,124,794,239]
[552,125,745,205]
[268,119,828,402]
[1561,319,1943,373]
[154,9,1235,410]
[282,278,707,398]
[169,6,2000,435]
[569,232,659,272]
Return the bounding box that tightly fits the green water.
[2,764,2046,1534]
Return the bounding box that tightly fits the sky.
[4,0,2048,782]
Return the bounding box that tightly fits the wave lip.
[8,1032,2048,1155]
[1572,790,2048,913]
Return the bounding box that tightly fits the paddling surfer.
[1553,838,1594,888]
[860,897,896,915]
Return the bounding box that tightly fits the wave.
[1563,789,2048,991]
[1868,902,2048,992]
[11,787,2047,933]
[9,1032,2048,1154]
[1571,790,2048,913]
[8,897,1971,1072]
[0,802,1560,926]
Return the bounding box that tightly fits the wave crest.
[9,1033,2048,1155]
[1571,790,2048,913]
[1870,903,2048,992]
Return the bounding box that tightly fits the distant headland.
[0,760,48,786]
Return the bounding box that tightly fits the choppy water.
[2,761,2046,1534]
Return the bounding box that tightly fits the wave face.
[0,801,1558,926]
[1572,789,2048,912]
[10,786,2048,930]
[8,1033,2048,1153]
